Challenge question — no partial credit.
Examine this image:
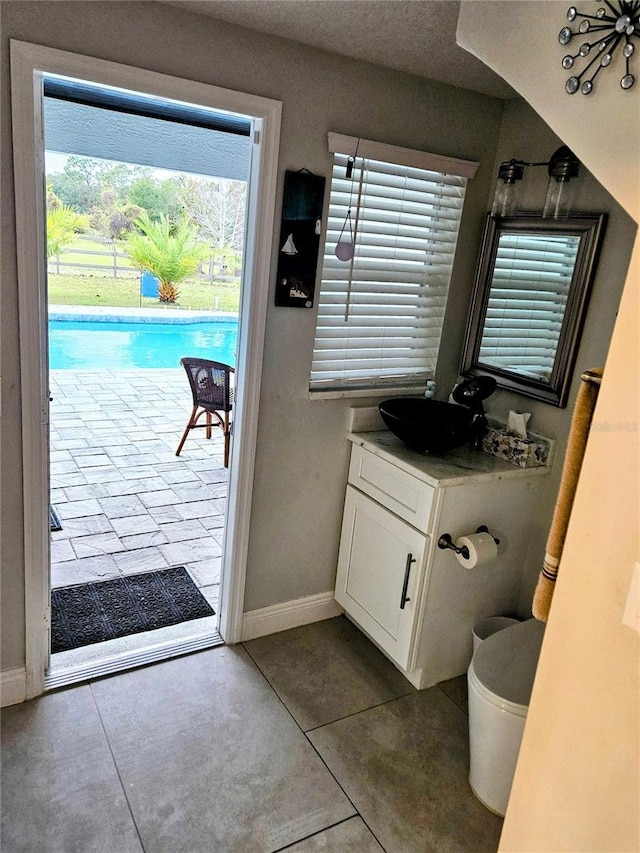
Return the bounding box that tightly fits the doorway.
[11,40,281,698]
[44,81,249,684]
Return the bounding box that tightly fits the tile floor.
[1,616,502,852]
[49,368,226,613]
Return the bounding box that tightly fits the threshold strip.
[44,629,224,690]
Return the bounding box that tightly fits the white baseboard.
[241,591,343,642]
[1,667,27,707]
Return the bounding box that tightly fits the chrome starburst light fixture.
[559,0,639,93]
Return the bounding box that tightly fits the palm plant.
[124,213,209,303]
[46,205,90,258]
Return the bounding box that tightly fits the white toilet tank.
[467,618,545,816]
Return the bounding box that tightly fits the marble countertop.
[348,431,553,487]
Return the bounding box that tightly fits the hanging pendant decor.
[335,208,354,261]
[558,0,639,94]
[335,140,361,264]
[275,169,326,308]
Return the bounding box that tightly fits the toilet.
[467,618,545,816]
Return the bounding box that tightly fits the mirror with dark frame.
[461,213,607,408]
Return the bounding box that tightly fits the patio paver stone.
[50,368,228,623]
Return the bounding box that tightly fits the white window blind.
[478,233,581,381]
[310,141,474,392]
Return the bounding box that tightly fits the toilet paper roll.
[454,532,498,569]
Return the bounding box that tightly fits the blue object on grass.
[140,270,160,298]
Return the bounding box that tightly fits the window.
[310,134,478,393]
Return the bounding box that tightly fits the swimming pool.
[49,318,238,370]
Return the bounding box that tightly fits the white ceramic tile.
[63,483,109,501]
[50,460,80,475]
[113,454,162,468]
[52,554,120,587]
[166,481,214,503]
[50,538,76,564]
[82,466,127,484]
[76,454,112,468]
[198,583,220,608]
[158,519,209,543]
[149,505,183,524]
[71,532,126,558]
[56,498,103,519]
[174,499,223,522]
[111,514,160,538]
[137,489,179,509]
[119,530,169,550]
[52,514,114,540]
[120,465,160,481]
[49,471,87,488]
[159,467,200,485]
[54,438,91,450]
[113,547,169,574]
[159,537,221,566]
[98,494,147,518]
[186,557,222,587]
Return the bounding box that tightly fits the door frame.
[10,39,281,699]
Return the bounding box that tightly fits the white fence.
[48,234,238,280]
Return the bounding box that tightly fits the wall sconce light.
[543,145,581,219]
[491,145,580,219]
[490,159,525,217]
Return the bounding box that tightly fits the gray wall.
[0,0,503,671]
[479,99,636,615]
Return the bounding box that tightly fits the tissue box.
[481,425,550,468]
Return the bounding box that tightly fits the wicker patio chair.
[176,358,234,467]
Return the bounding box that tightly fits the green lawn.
[51,237,120,267]
[47,273,241,312]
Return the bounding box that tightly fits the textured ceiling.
[162,0,515,99]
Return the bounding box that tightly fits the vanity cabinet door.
[336,486,428,670]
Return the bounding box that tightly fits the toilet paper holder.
[437,525,500,560]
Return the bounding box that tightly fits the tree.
[47,155,123,213]
[46,186,90,257]
[46,206,90,257]
[124,213,209,303]
[91,187,143,240]
[177,176,246,271]
[128,172,181,221]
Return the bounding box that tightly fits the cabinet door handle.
[400,553,415,610]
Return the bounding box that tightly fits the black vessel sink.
[378,398,476,454]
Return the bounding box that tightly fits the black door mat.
[51,566,215,654]
[50,506,62,532]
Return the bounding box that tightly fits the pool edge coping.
[49,305,239,324]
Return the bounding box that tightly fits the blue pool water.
[49,319,238,370]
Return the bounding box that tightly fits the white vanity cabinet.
[338,486,428,670]
[335,434,552,689]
